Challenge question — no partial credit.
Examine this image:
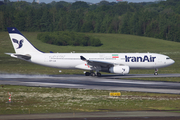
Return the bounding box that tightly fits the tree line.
[0,0,180,42]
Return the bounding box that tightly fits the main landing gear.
[85,71,101,77]
[154,68,158,75]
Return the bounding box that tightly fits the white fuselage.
[29,53,174,70]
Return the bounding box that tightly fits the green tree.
[71,1,89,10]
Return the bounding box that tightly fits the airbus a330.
[6,27,175,77]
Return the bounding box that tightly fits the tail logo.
[12,38,24,49]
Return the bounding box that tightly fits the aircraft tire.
[85,72,90,76]
[91,72,96,77]
[97,72,101,77]
[154,72,158,75]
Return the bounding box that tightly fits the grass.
[0,85,180,115]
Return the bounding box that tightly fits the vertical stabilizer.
[7,27,42,54]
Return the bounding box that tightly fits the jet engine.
[109,65,129,74]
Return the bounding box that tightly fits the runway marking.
[22,82,85,86]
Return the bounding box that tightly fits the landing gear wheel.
[91,72,96,77]
[85,72,90,76]
[154,72,158,75]
[97,72,101,77]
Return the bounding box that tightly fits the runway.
[0,74,180,94]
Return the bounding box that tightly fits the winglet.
[80,56,87,61]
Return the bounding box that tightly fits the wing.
[80,56,114,68]
[12,39,18,44]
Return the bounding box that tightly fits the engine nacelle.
[109,65,129,74]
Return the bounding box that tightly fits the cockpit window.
[166,57,170,60]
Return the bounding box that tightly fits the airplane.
[6,27,175,77]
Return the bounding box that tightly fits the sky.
[9,0,159,4]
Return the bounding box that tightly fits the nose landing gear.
[154,68,158,75]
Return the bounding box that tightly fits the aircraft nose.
[170,59,175,65]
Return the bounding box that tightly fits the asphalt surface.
[1,111,180,120]
[0,73,180,94]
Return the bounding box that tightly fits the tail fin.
[7,27,42,54]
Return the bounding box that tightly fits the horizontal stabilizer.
[5,53,31,60]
